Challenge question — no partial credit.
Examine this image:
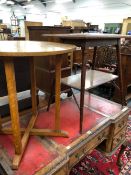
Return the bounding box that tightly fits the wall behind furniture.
[1,0,131,31]
[0,2,61,27]
[46,0,131,30]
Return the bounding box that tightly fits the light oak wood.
[4,59,22,155]
[0,128,68,137]
[34,155,68,175]
[0,40,75,169]
[0,41,76,57]
[106,124,115,152]
[62,20,86,28]
[55,55,62,130]
[31,129,68,137]
[12,114,38,169]
[121,17,131,35]
[0,128,18,134]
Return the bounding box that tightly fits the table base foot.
[1,127,68,170]
[30,128,69,137]
[12,153,21,170]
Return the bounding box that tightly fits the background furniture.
[28,26,72,41]
[28,26,73,102]
[0,59,32,117]
[113,40,131,103]
[61,19,86,28]
[121,42,131,101]
[24,21,43,40]
[121,17,131,35]
[104,23,122,34]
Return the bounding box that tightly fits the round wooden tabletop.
[0,41,76,57]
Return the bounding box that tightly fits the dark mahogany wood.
[61,70,118,90]
[42,33,127,133]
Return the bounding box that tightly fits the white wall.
[0,2,61,26]
[0,5,11,25]
[1,0,131,31]
[45,0,131,30]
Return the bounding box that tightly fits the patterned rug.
[70,115,131,175]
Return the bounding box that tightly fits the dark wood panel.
[113,45,131,103]
[28,26,73,96]
[28,26,72,41]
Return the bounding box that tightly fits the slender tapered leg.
[80,46,86,134]
[92,46,97,70]
[72,88,80,110]
[30,58,37,115]
[4,59,22,155]
[47,79,55,111]
[55,56,62,130]
[13,58,38,169]
[33,54,68,137]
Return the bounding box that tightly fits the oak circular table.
[0,40,76,169]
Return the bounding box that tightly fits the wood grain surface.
[61,70,118,90]
[42,33,130,39]
[0,41,76,57]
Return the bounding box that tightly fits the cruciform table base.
[0,120,68,169]
[0,128,69,137]
[0,55,68,169]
